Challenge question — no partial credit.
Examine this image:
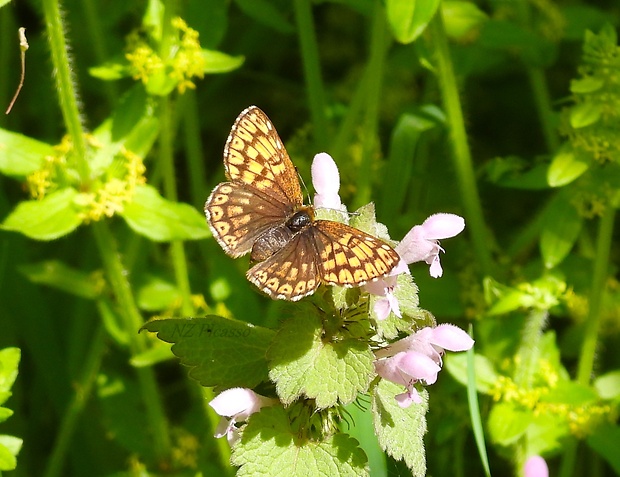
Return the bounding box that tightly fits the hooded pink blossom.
[524,456,549,477]
[395,213,465,278]
[374,324,474,407]
[209,388,276,445]
[311,152,345,211]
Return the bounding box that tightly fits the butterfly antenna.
[296,166,313,205]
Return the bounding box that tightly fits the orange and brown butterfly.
[204,106,401,301]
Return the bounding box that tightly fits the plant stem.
[514,309,548,388]
[428,11,493,276]
[91,221,171,459]
[526,67,560,152]
[41,0,89,182]
[293,0,329,149]
[577,206,615,385]
[44,323,106,477]
[355,0,389,209]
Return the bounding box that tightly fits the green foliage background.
[0,0,619,476]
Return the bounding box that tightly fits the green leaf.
[0,0,13,8]
[0,435,22,471]
[372,380,427,476]
[441,1,488,39]
[18,260,100,299]
[570,101,602,129]
[547,144,590,187]
[380,107,443,217]
[202,49,245,74]
[445,352,500,394]
[540,194,583,268]
[129,342,173,368]
[1,188,82,240]
[234,0,295,34]
[594,370,620,400]
[386,0,441,44]
[136,274,181,311]
[525,412,570,456]
[0,408,13,423]
[268,313,374,409]
[570,76,605,94]
[587,423,620,474]
[0,348,20,397]
[141,316,275,389]
[0,128,54,177]
[120,184,210,242]
[88,57,131,80]
[232,406,369,477]
[488,401,531,446]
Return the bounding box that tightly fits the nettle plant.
[143,106,472,476]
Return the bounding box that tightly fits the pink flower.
[209,388,276,445]
[524,456,549,477]
[311,153,345,211]
[364,261,408,320]
[395,213,465,278]
[374,324,474,407]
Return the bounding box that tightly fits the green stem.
[428,10,493,276]
[159,96,194,315]
[514,310,548,387]
[41,0,89,182]
[354,0,389,209]
[577,206,615,384]
[293,0,329,149]
[181,91,208,205]
[526,67,560,152]
[91,221,171,459]
[44,323,106,477]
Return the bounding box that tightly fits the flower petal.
[398,351,441,384]
[311,153,342,209]
[420,213,465,239]
[430,324,474,351]
[524,456,549,477]
[209,387,261,418]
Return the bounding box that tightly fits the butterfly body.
[205,106,400,301]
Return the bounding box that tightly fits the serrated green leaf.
[594,370,620,400]
[547,144,590,187]
[386,0,441,44]
[18,260,100,299]
[587,423,620,474]
[234,0,295,34]
[445,352,499,394]
[372,380,427,476]
[540,194,583,268]
[350,202,392,242]
[141,316,274,389]
[1,188,82,240]
[0,128,53,177]
[0,435,22,471]
[570,101,602,128]
[488,401,531,446]
[441,1,488,39]
[120,184,210,242]
[202,49,244,73]
[372,273,422,340]
[570,76,605,94]
[268,313,374,409]
[232,406,369,477]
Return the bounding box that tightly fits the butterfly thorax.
[250,206,315,263]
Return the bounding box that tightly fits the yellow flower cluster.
[491,360,615,437]
[125,17,205,94]
[77,147,146,222]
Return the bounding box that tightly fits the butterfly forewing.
[224,106,303,208]
[206,105,401,301]
[205,182,292,258]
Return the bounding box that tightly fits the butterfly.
[204,106,401,301]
